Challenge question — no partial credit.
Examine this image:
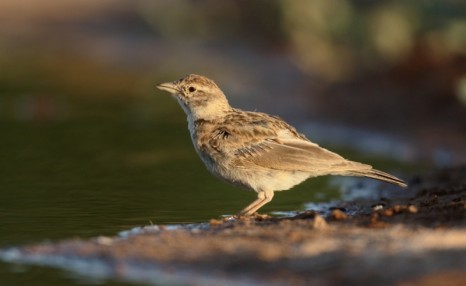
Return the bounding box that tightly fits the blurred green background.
[0,0,465,285]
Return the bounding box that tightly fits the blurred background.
[0,0,465,284]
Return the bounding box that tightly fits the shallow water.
[0,94,411,285]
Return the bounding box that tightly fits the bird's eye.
[188,86,196,92]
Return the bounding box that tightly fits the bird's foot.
[235,212,272,221]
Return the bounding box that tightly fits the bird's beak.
[157,82,179,94]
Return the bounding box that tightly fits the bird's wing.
[239,138,366,172]
[209,112,369,173]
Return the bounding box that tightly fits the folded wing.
[210,112,371,174]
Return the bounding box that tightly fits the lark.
[157,74,407,216]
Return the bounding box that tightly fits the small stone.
[372,204,384,211]
[312,214,328,229]
[330,209,347,220]
[408,205,418,213]
[96,236,113,246]
[209,218,224,225]
[383,209,394,217]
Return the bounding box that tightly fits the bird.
[157,74,407,216]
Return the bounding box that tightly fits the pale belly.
[200,152,311,193]
[188,119,311,193]
[227,167,311,192]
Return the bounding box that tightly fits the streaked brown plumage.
[157,74,407,216]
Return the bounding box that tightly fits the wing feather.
[244,139,364,172]
[208,112,370,173]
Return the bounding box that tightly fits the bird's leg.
[238,190,274,216]
[238,194,265,216]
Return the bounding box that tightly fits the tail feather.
[349,168,407,187]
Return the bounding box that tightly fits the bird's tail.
[349,168,407,187]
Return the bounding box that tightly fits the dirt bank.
[1,167,465,286]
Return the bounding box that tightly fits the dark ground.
[1,167,465,286]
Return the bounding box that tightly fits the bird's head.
[157,74,230,120]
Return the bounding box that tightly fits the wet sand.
[1,167,465,285]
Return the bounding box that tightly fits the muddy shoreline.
[1,167,465,285]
